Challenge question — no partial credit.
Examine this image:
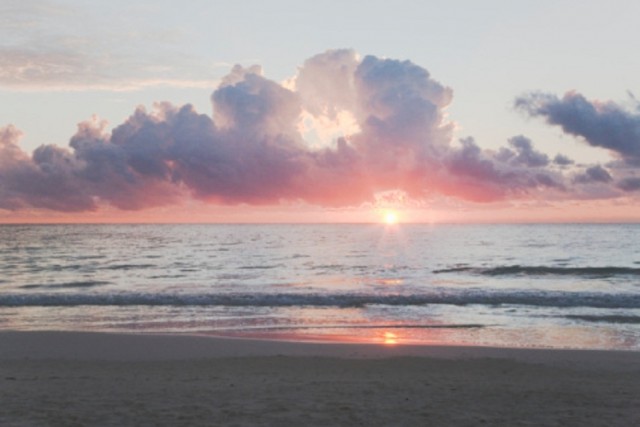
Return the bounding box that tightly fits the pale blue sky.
[2,0,639,164]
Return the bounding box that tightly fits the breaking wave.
[1,290,639,309]
[433,265,640,277]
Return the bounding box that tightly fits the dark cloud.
[573,165,613,184]
[443,137,562,202]
[444,138,513,201]
[516,91,640,164]
[0,125,95,211]
[553,153,574,166]
[495,135,549,168]
[618,177,640,192]
[0,50,612,213]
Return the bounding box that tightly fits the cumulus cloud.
[296,49,359,119]
[0,125,95,211]
[1,50,623,213]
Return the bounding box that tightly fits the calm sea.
[1,224,639,350]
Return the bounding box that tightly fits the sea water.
[0,223,639,350]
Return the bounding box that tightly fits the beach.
[1,331,639,426]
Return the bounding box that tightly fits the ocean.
[1,223,639,350]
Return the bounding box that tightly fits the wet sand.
[1,331,639,426]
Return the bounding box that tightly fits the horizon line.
[1,220,640,226]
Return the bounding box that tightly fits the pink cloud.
[1,50,630,214]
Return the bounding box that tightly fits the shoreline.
[2,331,639,426]
[1,330,639,363]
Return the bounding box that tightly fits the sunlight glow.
[383,331,398,345]
[384,211,398,225]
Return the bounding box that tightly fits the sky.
[1,0,640,223]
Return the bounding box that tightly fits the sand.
[1,331,639,426]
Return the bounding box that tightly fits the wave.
[105,263,156,270]
[19,281,111,290]
[563,315,640,324]
[239,264,284,270]
[1,290,639,309]
[433,265,640,277]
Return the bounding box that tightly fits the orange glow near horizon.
[3,198,640,224]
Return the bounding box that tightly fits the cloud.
[0,47,219,91]
[516,91,640,164]
[516,90,640,197]
[296,49,359,120]
[0,125,95,211]
[495,135,550,168]
[573,165,613,184]
[618,177,640,192]
[442,137,562,202]
[0,1,219,91]
[1,50,623,213]
[553,154,574,166]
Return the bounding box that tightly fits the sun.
[384,210,398,225]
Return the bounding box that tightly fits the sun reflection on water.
[383,331,398,345]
